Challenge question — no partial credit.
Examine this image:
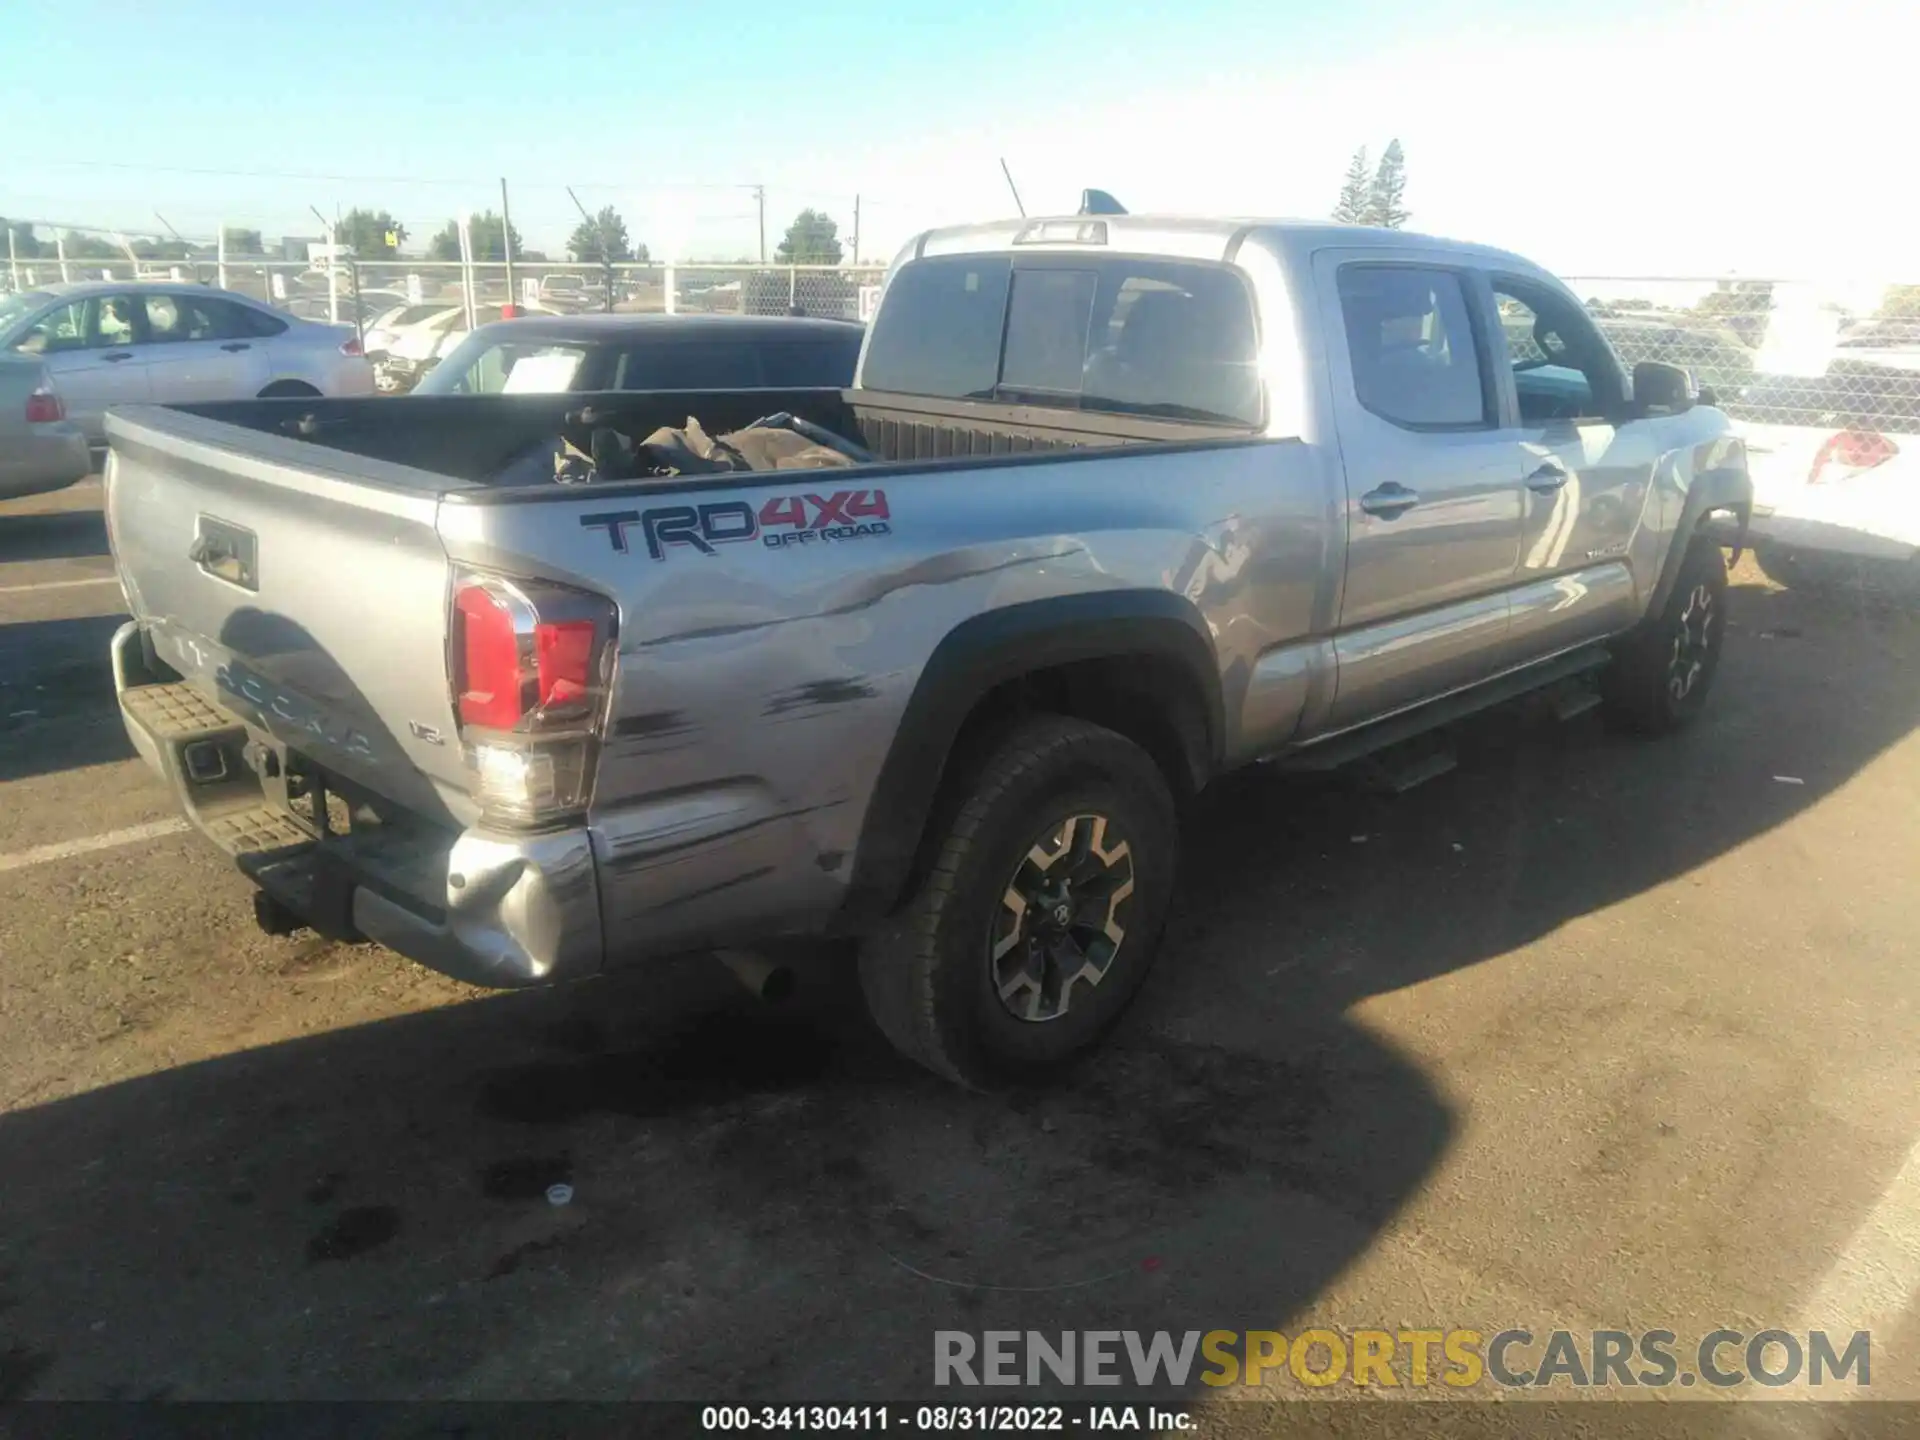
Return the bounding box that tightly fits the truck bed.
[168,387,1263,492]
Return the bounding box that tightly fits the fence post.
[664,262,676,315]
[788,266,797,308]
[56,233,70,284]
[217,224,228,292]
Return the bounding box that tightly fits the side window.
[1493,279,1621,424]
[197,298,275,341]
[1336,266,1490,429]
[615,343,762,390]
[143,294,190,342]
[758,338,861,387]
[96,295,140,349]
[16,300,92,354]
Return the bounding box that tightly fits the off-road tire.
[858,716,1179,1089]
[1600,538,1729,735]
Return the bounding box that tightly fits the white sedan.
[0,280,374,449]
[1730,358,1920,591]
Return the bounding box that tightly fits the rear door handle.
[220,342,251,353]
[1359,482,1420,518]
[100,351,134,363]
[1527,462,1570,493]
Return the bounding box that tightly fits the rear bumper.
[112,621,603,988]
[0,423,92,499]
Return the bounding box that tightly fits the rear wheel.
[858,716,1178,1089]
[1601,538,1729,735]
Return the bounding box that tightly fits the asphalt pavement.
[2,480,1917,1433]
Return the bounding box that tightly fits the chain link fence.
[2,255,883,317]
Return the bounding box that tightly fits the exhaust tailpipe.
[715,949,795,1002]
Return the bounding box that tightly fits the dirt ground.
[3,480,1918,1435]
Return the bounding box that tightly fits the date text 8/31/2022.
[700,1404,1194,1431]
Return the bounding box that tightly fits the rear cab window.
[861,253,1263,427]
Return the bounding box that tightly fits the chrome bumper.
[111,621,604,989]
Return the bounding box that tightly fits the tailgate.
[104,406,472,826]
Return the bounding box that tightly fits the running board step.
[1278,646,1612,775]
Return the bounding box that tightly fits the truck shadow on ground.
[0,577,1916,1405]
[0,615,133,783]
[0,506,111,566]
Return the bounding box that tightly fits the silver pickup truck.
[103,207,1752,1087]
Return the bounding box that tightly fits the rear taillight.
[450,575,617,827]
[1809,429,1897,484]
[25,386,63,424]
[340,335,364,357]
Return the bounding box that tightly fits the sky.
[3,0,1914,284]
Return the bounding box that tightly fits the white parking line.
[0,818,188,875]
[0,576,121,596]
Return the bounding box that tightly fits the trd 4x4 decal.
[582,489,892,560]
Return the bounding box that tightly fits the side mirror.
[1633,360,1694,415]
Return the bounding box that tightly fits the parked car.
[362,301,463,363]
[0,355,90,500]
[371,305,474,393]
[1726,359,1920,591]
[102,208,1749,1087]
[413,313,865,396]
[0,281,373,448]
[1595,315,1756,398]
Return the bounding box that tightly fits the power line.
[29,158,889,204]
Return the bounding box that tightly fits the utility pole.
[6,223,17,291]
[564,186,613,313]
[499,177,516,315]
[154,212,195,282]
[852,194,860,268]
[309,204,338,324]
[755,185,766,264]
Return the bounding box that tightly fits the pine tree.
[1332,148,1372,224]
[1365,140,1410,229]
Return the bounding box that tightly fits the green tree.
[1365,139,1410,228]
[775,208,843,266]
[1,218,44,258]
[427,211,522,262]
[61,230,122,260]
[338,209,407,257]
[568,205,634,264]
[221,227,264,255]
[1875,285,1920,320]
[1332,148,1371,224]
[130,237,194,261]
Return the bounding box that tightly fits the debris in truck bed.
[548,411,873,485]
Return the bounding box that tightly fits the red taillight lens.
[25,388,63,424]
[535,620,595,710]
[340,335,364,357]
[455,584,525,728]
[452,578,614,731]
[1809,429,1897,484]
[450,575,617,828]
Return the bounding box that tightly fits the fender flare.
[834,590,1223,926]
[1648,464,1753,618]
